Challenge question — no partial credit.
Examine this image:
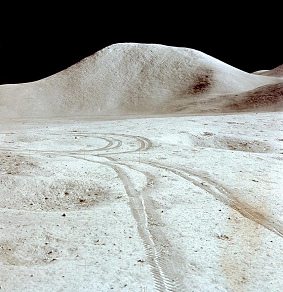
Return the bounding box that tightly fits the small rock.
[137,259,145,263]
[217,234,230,240]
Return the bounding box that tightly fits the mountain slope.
[253,64,283,77]
[0,43,281,117]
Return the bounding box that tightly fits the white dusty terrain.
[0,43,283,291]
[1,113,283,292]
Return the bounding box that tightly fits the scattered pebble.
[137,259,145,263]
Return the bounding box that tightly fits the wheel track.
[109,163,177,292]
[143,161,283,238]
[4,131,281,238]
[2,138,179,292]
[95,133,152,156]
[92,133,282,239]
[68,154,185,292]
[0,136,114,155]
[3,129,282,291]
[0,133,144,156]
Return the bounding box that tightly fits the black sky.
[0,7,281,84]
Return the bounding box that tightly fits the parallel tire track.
[68,154,185,292]
[144,161,283,238]
[2,129,282,292]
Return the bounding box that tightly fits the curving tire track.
[4,130,282,238]
[107,162,184,292]
[2,129,282,291]
[67,153,185,292]
[96,133,152,156]
[0,133,147,156]
[142,161,283,238]
[61,130,184,291]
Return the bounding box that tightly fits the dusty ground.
[0,112,283,291]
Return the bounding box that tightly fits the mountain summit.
[0,43,281,117]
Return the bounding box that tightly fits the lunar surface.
[0,43,282,291]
